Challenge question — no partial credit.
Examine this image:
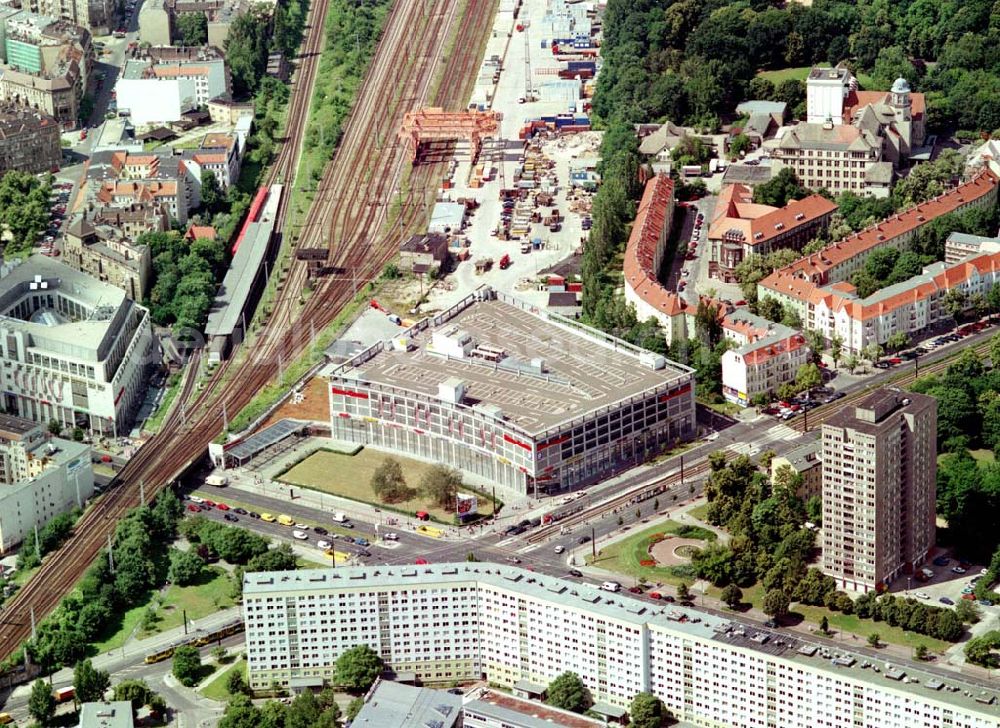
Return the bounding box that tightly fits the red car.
[962,593,976,600]
[628,586,643,594]
[186,504,201,512]
[202,499,216,508]
[649,591,661,599]
[216,502,229,511]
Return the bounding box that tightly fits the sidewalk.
[6,606,243,701]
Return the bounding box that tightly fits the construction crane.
[398,107,502,163]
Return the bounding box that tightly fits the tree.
[955,598,981,625]
[334,645,383,691]
[168,548,204,586]
[74,658,111,703]
[677,582,691,602]
[629,692,666,728]
[820,615,829,635]
[805,495,822,526]
[200,170,224,214]
[861,343,884,369]
[225,9,270,96]
[29,678,56,726]
[844,353,859,374]
[370,458,413,503]
[914,644,928,661]
[721,583,743,609]
[753,168,807,208]
[868,632,881,647]
[419,465,462,510]
[762,589,790,619]
[176,12,208,46]
[47,419,62,435]
[943,288,968,319]
[226,666,249,696]
[728,133,751,160]
[886,331,909,352]
[172,645,203,687]
[286,690,321,728]
[113,679,155,713]
[246,543,298,573]
[546,671,592,714]
[795,363,822,393]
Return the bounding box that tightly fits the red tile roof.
[844,90,925,122]
[623,174,691,317]
[185,225,216,241]
[709,184,837,247]
[742,333,807,366]
[761,169,999,295]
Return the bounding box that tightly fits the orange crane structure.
[399,107,502,162]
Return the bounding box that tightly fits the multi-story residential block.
[707,183,837,282]
[21,0,111,36]
[242,564,1000,727]
[720,313,810,406]
[63,214,152,300]
[329,287,695,495]
[0,14,91,127]
[0,105,60,174]
[822,389,936,592]
[0,255,154,434]
[945,231,1000,266]
[85,149,200,224]
[182,131,241,188]
[0,413,93,552]
[90,202,171,239]
[770,439,822,501]
[757,170,999,326]
[116,46,230,126]
[622,173,700,343]
[773,67,926,197]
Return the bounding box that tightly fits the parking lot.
[37,181,73,258]
[898,551,997,615]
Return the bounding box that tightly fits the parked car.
[578,535,591,544]
[224,513,239,522]
[317,540,331,550]
[313,526,328,535]
[568,569,582,577]
[292,530,308,540]
[554,545,565,554]
[915,591,931,600]
[933,556,949,566]
[384,532,399,541]
[248,511,260,519]
[215,502,229,511]
[952,566,967,574]
[260,513,275,522]
[186,504,201,512]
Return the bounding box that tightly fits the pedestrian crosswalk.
[726,424,803,457]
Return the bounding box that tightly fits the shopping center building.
[327,288,695,495]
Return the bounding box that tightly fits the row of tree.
[141,229,228,334]
[14,508,80,571]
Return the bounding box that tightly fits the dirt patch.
[649,537,705,566]
[264,376,330,426]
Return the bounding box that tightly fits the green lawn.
[687,503,712,523]
[138,566,235,638]
[587,521,716,585]
[756,65,874,89]
[91,566,235,654]
[201,659,247,702]
[707,582,951,654]
[937,449,995,468]
[756,66,811,84]
[144,373,183,433]
[277,448,496,522]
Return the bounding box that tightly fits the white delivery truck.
[332,512,350,523]
[206,474,229,486]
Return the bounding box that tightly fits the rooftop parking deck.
[336,291,692,434]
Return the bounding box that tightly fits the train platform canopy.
[205,188,281,350]
[224,418,306,465]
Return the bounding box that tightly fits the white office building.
[0,256,155,434]
[243,564,1000,727]
[0,413,93,552]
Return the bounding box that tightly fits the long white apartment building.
[328,287,695,495]
[0,255,154,434]
[243,564,1000,728]
[0,413,93,551]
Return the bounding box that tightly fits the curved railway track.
[0,0,497,662]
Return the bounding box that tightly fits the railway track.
[0,0,495,663]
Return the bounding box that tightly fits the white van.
[206,474,228,486]
[600,581,621,592]
[332,512,350,523]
